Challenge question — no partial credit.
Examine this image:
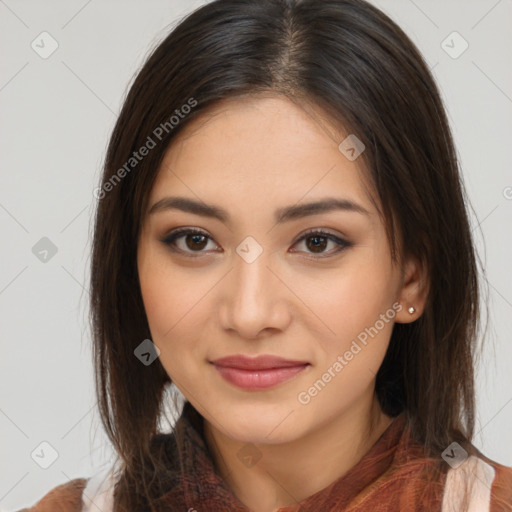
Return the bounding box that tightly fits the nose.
[218,247,291,339]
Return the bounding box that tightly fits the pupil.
[187,234,207,250]
[307,236,327,253]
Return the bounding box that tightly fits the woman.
[19,0,512,511]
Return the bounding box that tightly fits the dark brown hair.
[89,0,488,510]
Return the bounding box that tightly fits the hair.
[89,0,492,510]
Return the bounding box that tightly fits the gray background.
[1,0,511,510]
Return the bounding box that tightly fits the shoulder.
[15,478,88,512]
[15,466,118,512]
[442,453,512,512]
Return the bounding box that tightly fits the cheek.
[306,258,395,338]
[301,253,397,390]
[138,271,171,339]
[137,252,214,374]
[138,246,184,345]
[138,270,204,386]
[140,275,198,344]
[298,274,396,419]
[138,241,189,335]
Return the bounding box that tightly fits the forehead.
[148,94,377,218]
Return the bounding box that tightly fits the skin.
[137,93,428,512]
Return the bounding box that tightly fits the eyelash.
[161,227,352,259]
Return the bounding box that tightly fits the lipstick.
[210,355,310,390]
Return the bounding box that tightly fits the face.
[137,94,412,445]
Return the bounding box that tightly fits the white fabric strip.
[441,455,496,512]
[81,466,116,512]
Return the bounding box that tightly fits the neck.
[203,391,393,512]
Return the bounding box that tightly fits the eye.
[291,229,352,258]
[161,227,219,256]
[161,227,351,258]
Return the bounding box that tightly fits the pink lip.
[210,355,310,390]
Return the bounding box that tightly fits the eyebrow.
[148,196,371,224]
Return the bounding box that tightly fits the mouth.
[210,354,310,390]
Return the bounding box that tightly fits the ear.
[394,254,429,323]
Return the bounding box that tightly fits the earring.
[408,306,416,314]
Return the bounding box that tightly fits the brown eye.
[162,228,218,255]
[305,234,329,253]
[184,233,208,251]
[291,230,352,258]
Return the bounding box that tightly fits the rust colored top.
[17,402,512,512]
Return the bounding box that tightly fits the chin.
[215,407,303,445]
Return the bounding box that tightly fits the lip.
[210,355,310,390]
[211,354,309,370]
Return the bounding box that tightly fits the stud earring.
[408,306,416,314]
